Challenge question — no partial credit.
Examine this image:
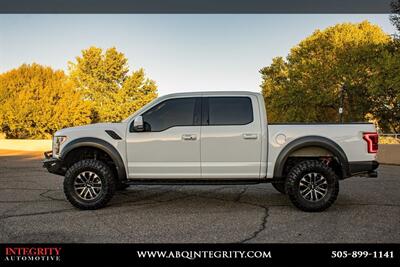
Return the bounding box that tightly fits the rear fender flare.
[273,136,349,178]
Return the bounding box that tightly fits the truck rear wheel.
[285,160,339,212]
[63,159,116,210]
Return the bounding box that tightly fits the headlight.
[53,136,67,157]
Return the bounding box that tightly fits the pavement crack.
[39,189,65,202]
[234,187,248,202]
[0,208,75,220]
[0,187,51,191]
[0,200,52,203]
[189,190,270,243]
[112,194,190,208]
[239,205,269,243]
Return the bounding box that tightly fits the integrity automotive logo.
[3,246,62,262]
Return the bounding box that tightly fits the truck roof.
[161,91,262,98]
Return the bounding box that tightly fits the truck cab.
[126,91,266,179]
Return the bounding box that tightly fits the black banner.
[0,243,399,266]
[0,0,394,14]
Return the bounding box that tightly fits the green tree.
[260,21,391,123]
[69,46,157,122]
[365,1,400,133]
[260,57,291,122]
[367,43,400,133]
[391,0,400,35]
[0,64,92,139]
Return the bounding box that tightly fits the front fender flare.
[60,137,127,182]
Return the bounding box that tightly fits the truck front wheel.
[63,159,116,210]
[285,160,339,212]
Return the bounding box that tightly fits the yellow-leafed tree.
[68,46,157,122]
[0,64,92,139]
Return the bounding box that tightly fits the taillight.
[363,132,378,153]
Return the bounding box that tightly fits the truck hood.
[54,122,128,138]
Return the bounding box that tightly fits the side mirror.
[132,116,144,132]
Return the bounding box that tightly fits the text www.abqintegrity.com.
[137,250,272,260]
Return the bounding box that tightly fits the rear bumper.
[348,160,379,178]
[43,151,65,176]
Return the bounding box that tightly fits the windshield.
[122,97,159,123]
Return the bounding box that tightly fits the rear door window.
[206,97,253,125]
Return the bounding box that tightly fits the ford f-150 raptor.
[43,91,379,211]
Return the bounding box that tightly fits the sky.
[0,14,396,96]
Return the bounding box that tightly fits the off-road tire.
[272,181,286,194]
[64,159,116,210]
[285,160,339,212]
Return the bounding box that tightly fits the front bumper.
[348,160,379,178]
[43,151,65,176]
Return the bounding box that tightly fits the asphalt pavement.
[0,150,399,243]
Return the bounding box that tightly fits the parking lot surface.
[0,150,399,243]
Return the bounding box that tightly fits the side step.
[124,179,270,186]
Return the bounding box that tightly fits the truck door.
[200,96,262,179]
[126,97,201,178]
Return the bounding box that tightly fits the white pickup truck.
[44,91,379,211]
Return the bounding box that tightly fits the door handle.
[182,134,197,141]
[242,133,258,140]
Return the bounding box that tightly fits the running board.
[124,179,271,186]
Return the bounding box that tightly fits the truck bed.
[266,122,376,178]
